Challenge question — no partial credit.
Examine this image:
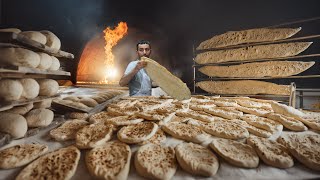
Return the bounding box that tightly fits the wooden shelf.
[0,65,71,78]
[0,32,74,59]
[0,94,60,109]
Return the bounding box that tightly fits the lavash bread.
[37,52,52,70]
[25,108,54,127]
[175,142,219,176]
[197,27,301,49]
[19,78,40,99]
[16,146,80,180]
[0,144,48,169]
[3,103,33,115]
[38,79,59,96]
[197,80,291,95]
[195,42,312,64]
[117,122,158,144]
[135,144,177,180]
[247,136,294,168]
[40,30,61,51]
[75,123,113,149]
[210,138,259,168]
[20,31,47,44]
[199,61,315,78]
[50,119,88,141]
[0,48,40,68]
[0,112,27,139]
[0,79,23,101]
[86,141,131,180]
[141,57,191,100]
[162,122,211,143]
[33,99,52,109]
[49,56,61,70]
[0,28,21,33]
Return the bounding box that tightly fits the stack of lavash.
[195,27,315,95]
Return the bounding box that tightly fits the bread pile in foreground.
[1,95,319,179]
[195,27,315,95]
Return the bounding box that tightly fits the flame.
[100,22,128,84]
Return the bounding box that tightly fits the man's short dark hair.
[136,40,151,50]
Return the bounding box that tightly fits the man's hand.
[133,61,147,72]
[119,61,147,87]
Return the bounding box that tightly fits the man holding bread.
[119,40,154,96]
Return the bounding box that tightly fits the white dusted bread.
[3,103,33,115]
[85,141,131,180]
[0,79,23,101]
[33,99,52,109]
[16,146,80,180]
[0,28,21,33]
[0,112,27,139]
[0,144,48,169]
[37,52,52,70]
[25,108,54,127]
[49,56,60,70]
[40,30,61,51]
[19,78,40,99]
[38,79,59,96]
[135,144,177,180]
[0,47,40,68]
[20,31,47,44]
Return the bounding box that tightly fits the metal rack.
[193,17,320,107]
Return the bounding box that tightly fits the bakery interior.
[0,0,320,179]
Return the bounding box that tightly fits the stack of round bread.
[0,29,61,70]
[1,95,320,180]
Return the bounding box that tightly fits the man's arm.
[119,61,146,87]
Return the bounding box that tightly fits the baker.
[119,40,156,96]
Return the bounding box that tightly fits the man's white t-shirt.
[124,60,152,96]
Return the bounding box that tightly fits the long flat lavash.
[195,42,312,64]
[196,27,301,50]
[196,80,291,95]
[199,61,314,78]
[141,57,191,100]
